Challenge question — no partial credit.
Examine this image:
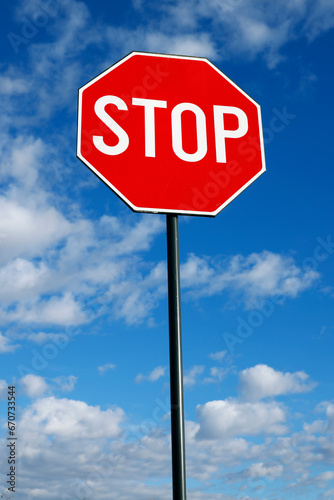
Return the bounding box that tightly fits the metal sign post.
[166,214,187,500]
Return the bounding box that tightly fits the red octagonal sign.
[77,52,265,216]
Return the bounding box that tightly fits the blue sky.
[0,0,334,499]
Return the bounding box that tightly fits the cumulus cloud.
[101,215,165,257]
[315,470,334,486]
[1,293,87,326]
[0,135,44,188]
[103,259,166,325]
[20,396,125,439]
[0,242,318,328]
[196,399,287,439]
[314,402,334,433]
[17,407,170,499]
[0,332,20,353]
[1,246,315,328]
[0,199,166,326]
[20,374,48,398]
[0,194,72,265]
[8,390,334,499]
[0,258,48,302]
[244,461,283,479]
[182,251,319,308]
[184,365,205,387]
[239,364,317,401]
[181,253,215,288]
[0,206,165,328]
[135,366,167,383]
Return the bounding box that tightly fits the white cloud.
[303,0,334,40]
[0,76,29,95]
[101,215,164,257]
[0,258,48,302]
[20,396,124,439]
[105,25,218,61]
[0,201,165,327]
[182,251,319,308]
[8,0,99,122]
[5,392,334,499]
[135,366,167,383]
[1,293,87,326]
[0,332,20,353]
[98,363,116,375]
[0,195,72,265]
[303,419,326,434]
[239,364,317,401]
[316,471,334,485]
[326,403,334,431]
[244,461,283,479]
[0,135,44,188]
[24,293,86,325]
[145,32,218,59]
[104,259,166,325]
[0,246,316,328]
[315,402,334,433]
[203,367,229,384]
[184,365,205,387]
[0,168,319,327]
[16,417,171,499]
[230,251,319,304]
[196,399,287,439]
[52,375,77,392]
[150,0,334,67]
[0,379,8,399]
[20,374,48,398]
[181,253,215,288]
[209,350,227,362]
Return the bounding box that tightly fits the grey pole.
[166,214,187,500]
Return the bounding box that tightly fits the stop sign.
[77,52,265,216]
